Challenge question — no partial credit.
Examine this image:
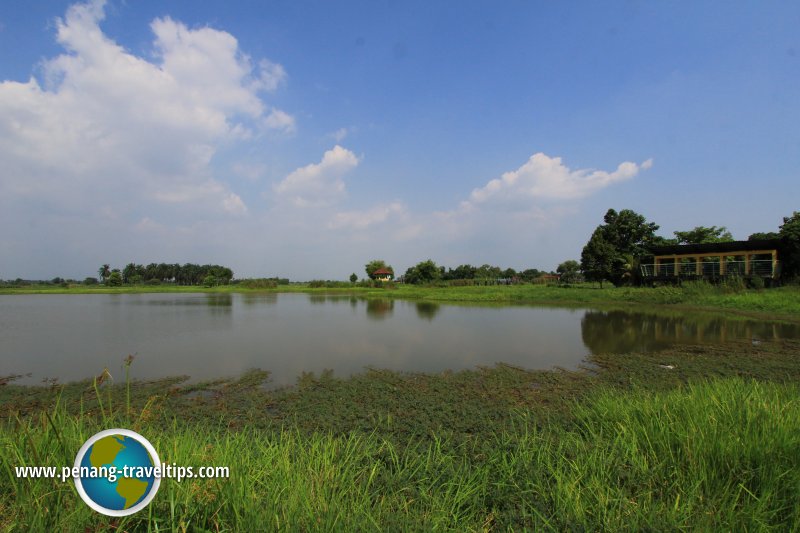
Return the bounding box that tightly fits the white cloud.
[263,108,295,133]
[222,193,248,215]
[330,128,348,142]
[254,59,287,92]
[328,202,406,230]
[274,145,360,207]
[0,0,292,213]
[465,153,653,208]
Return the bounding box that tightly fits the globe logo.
[73,429,161,516]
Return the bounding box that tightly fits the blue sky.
[1,1,798,280]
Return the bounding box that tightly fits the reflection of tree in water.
[308,295,352,305]
[581,310,800,354]
[581,311,670,354]
[240,293,278,306]
[205,294,233,312]
[366,299,394,320]
[415,301,440,321]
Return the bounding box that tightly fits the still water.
[1,293,797,386]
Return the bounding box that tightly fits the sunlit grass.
[2,376,798,530]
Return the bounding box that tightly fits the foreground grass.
[2,377,798,531]
[3,282,799,319]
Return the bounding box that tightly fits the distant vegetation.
[99,262,234,286]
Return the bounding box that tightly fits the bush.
[748,275,765,290]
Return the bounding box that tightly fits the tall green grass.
[2,377,798,530]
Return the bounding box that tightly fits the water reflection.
[415,302,441,321]
[366,299,394,320]
[581,309,800,354]
[241,293,278,306]
[205,294,232,308]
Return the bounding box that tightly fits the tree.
[122,263,139,284]
[349,273,358,283]
[779,211,800,280]
[748,232,780,241]
[673,226,733,244]
[580,208,659,286]
[556,260,581,285]
[404,259,442,284]
[98,264,110,283]
[447,264,477,280]
[107,270,122,287]
[365,260,393,280]
[580,231,615,287]
[475,264,502,280]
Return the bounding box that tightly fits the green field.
[2,338,800,530]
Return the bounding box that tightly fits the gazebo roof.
[373,268,393,275]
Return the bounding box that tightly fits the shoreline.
[2,282,799,323]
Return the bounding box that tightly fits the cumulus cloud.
[464,153,653,209]
[0,0,290,214]
[274,146,360,207]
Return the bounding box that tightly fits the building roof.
[647,239,781,257]
[373,268,393,275]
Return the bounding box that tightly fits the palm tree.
[98,264,110,283]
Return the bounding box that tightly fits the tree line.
[363,259,548,285]
[579,208,800,286]
[97,263,234,286]
[360,209,800,287]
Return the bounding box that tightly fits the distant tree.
[349,273,358,283]
[404,259,441,284]
[580,208,661,286]
[107,270,122,287]
[501,267,517,280]
[122,263,138,284]
[673,225,734,244]
[475,264,502,280]
[84,277,99,285]
[556,260,581,285]
[98,264,110,283]
[365,260,393,280]
[748,232,780,241]
[779,211,800,280]
[519,268,541,282]
[203,274,217,287]
[447,264,477,280]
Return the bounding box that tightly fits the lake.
[1,293,798,387]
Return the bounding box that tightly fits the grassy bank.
[2,340,800,530]
[3,282,799,319]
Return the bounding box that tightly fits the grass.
[2,377,798,530]
[3,281,799,320]
[2,340,800,530]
